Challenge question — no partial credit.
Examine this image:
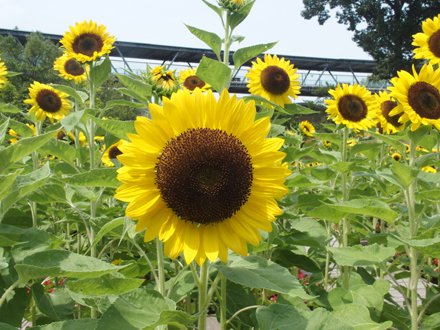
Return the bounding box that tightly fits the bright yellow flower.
[61,20,115,63]
[374,91,403,134]
[0,58,8,88]
[391,152,402,161]
[54,53,88,83]
[115,89,290,265]
[67,131,87,146]
[299,120,315,137]
[325,83,376,131]
[388,64,440,131]
[422,165,437,173]
[246,54,300,106]
[102,140,124,167]
[150,66,179,95]
[413,14,440,65]
[179,68,210,92]
[8,124,37,144]
[24,82,72,121]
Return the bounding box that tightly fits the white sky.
[0,0,372,61]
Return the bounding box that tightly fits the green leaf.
[0,102,21,113]
[185,25,222,59]
[39,139,77,165]
[202,0,223,18]
[328,244,395,267]
[105,99,146,109]
[0,288,29,327]
[417,188,440,201]
[0,118,10,144]
[325,199,398,223]
[421,312,440,330]
[233,42,277,68]
[63,168,119,188]
[256,304,308,330]
[0,323,19,330]
[390,161,418,188]
[60,110,85,133]
[407,125,432,145]
[15,250,123,282]
[90,116,135,140]
[229,0,256,30]
[196,56,231,92]
[29,319,98,330]
[90,57,112,88]
[66,274,144,296]
[92,217,125,248]
[52,84,86,107]
[0,131,55,172]
[115,74,152,103]
[332,304,393,330]
[32,284,75,321]
[0,171,18,202]
[215,255,312,299]
[146,310,196,330]
[165,270,196,303]
[284,103,320,115]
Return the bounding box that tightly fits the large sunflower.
[179,68,210,92]
[246,54,300,106]
[388,64,440,131]
[115,89,290,265]
[24,82,72,121]
[54,53,88,83]
[60,20,115,63]
[325,83,376,131]
[0,58,7,88]
[374,91,403,134]
[413,14,440,65]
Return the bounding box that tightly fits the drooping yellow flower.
[325,83,376,131]
[388,64,440,131]
[0,58,8,88]
[179,68,210,92]
[391,152,402,161]
[149,66,179,95]
[374,91,403,134]
[299,120,315,137]
[24,82,72,121]
[102,140,124,167]
[115,89,290,265]
[61,20,115,63]
[54,53,88,83]
[422,165,437,173]
[67,131,87,146]
[246,54,300,106]
[413,14,440,65]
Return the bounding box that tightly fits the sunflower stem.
[198,262,210,330]
[223,12,231,88]
[156,239,166,296]
[220,273,227,330]
[323,222,332,291]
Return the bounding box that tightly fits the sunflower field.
[1,1,440,329]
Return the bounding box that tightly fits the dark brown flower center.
[36,89,62,113]
[57,131,66,140]
[109,146,122,159]
[72,33,104,57]
[64,58,85,76]
[155,128,253,225]
[381,100,401,127]
[408,82,440,119]
[260,65,290,95]
[429,30,440,58]
[393,154,401,161]
[184,75,206,91]
[338,95,368,122]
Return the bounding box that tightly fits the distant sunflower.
[61,20,115,63]
[374,91,403,134]
[54,53,88,83]
[246,54,300,106]
[115,89,290,265]
[179,68,210,92]
[299,120,315,137]
[391,152,402,161]
[388,64,440,131]
[102,140,124,167]
[325,83,376,131]
[219,0,247,11]
[413,14,440,65]
[0,58,8,88]
[24,82,72,121]
[422,165,437,173]
[150,66,179,95]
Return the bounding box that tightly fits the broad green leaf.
[284,103,320,115]
[66,274,144,296]
[185,25,222,59]
[328,244,395,267]
[0,223,27,247]
[0,118,10,144]
[90,56,111,88]
[29,319,98,330]
[0,102,21,113]
[105,99,146,109]
[405,236,440,258]
[0,323,18,330]
[0,171,18,201]
[15,250,123,282]
[197,56,231,92]
[332,304,393,330]
[271,249,321,272]
[325,199,398,223]
[63,168,119,188]
[146,310,196,330]
[90,116,135,140]
[390,161,418,188]
[165,270,196,303]
[60,110,85,133]
[92,217,125,248]
[225,281,256,328]
[52,84,85,107]
[202,0,223,18]
[0,288,30,327]
[244,95,289,114]
[421,312,440,330]
[39,139,77,165]
[417,188,440,201]
[256,304,308,330]
[115,74,152,102]
[215,255,312,299]
[0,131,55,172]
[32,284,75,321]
[229,0,256,30]
[233,42,277,68]
[407,125,431,145]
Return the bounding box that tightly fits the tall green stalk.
[198,262,210,330]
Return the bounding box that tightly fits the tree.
[301,0,440,79]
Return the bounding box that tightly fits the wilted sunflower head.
[325,83,376,131]
[149,66,179,96]
[0,58,8,88]
[179,68,210,92]
[246,54,301,106]
[115,89,290,265]
[61,20,115,63]
[54,53,88,83]
[24,82,72,121]
[299,120,315,137]
[413,14,440,65]
[374,91,403,134]
[388,64,440,131]
[102,140,125,167]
